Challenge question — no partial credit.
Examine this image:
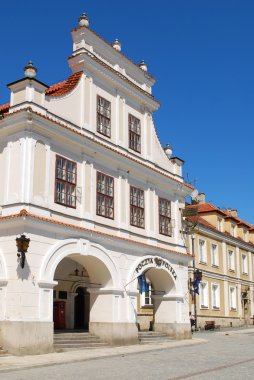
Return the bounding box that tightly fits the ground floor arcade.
[0,216,191,355]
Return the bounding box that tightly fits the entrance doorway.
[74,287,90,330]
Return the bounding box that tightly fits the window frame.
[199,239,207,263]
[200,281,209,309]
[140,281,153,308]
[229,286,237,310]
[159,198,172,236]
[96,172,114,219]
[97,95,111,138]
[55,155,77,208]
[242,254,248,274]
[228,250,235,271]
[211,243,219,267]
[211,283,220,309]
[130,186,145,229]
[129,114,141,153]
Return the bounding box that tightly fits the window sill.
[229,269,235,273]
[212,307,220,310]
[211,264,219,268]
[200,305,209,309]
[242,272,248,275]
[230,308,237,311]
[199,261,207,265]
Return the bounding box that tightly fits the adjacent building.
[0,13,193,354]
[186,194,254,328]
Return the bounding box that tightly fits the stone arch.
[39,238,120,289]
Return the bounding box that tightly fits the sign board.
[182,207,198,217]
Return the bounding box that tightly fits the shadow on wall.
[16,260,31,280]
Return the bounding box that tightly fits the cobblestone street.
[1,328,254,380]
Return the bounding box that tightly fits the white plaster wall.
[45,81,83,126]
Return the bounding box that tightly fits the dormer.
[237,222,250,242]
[190,195,226,230]
[224,211,238,237]
[249,228,254,245]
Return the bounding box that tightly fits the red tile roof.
[187,202,226,216]
[45,71,83,97]
[0,103,10,114]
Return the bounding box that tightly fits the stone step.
[138,331,172,344]
[54,339,102,343]
[54,336,102,341]
[54,342,109,348]
[53,332,110,352]
[55,345,109,352]
[138,332,168,338]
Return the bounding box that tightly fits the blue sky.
[1,1,253,223]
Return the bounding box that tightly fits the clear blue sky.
[1,1,254,224]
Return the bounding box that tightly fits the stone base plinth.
[0,321,54,355]
[154,323,191,340]
[89,322,138,346]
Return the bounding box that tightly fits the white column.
[69,292,77,329]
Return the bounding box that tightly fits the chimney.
[227,209,238,217]
[192,192,206,204]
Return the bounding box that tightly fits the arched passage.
[38,239,122,334]
[127,255,185,337]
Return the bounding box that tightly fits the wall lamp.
[16,234,30,268]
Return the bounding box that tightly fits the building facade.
[187,194,254,328]
[0,13,193,355]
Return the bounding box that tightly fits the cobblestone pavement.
[1,328,254,379]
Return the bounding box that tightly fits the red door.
[53,301,66,329]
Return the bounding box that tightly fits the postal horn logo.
[154,257,162,267]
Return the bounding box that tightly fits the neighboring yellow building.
[186,194,254,328]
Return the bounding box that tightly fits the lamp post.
[16,234,30,268]
[191,234,198,331]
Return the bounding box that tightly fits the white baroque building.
[0,13,193,355]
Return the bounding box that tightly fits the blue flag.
[138,274,149,294]
[193,278,200,294]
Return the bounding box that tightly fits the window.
[200,282,209,308]
[129,114,141,152]
[242,254,248,274]
[217,218,222,231]
[211,244,219,267]
[130,186,145,228]
[55,155,76,208]
[97,95,111,137]
[140,281,153,307]
[229,286,236,310]
[231,224,236,237]
[212,284,220,309]
[199,239,206,263]
[228,250,235,271]
[97,172,114,219]
[159,198,171,236]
